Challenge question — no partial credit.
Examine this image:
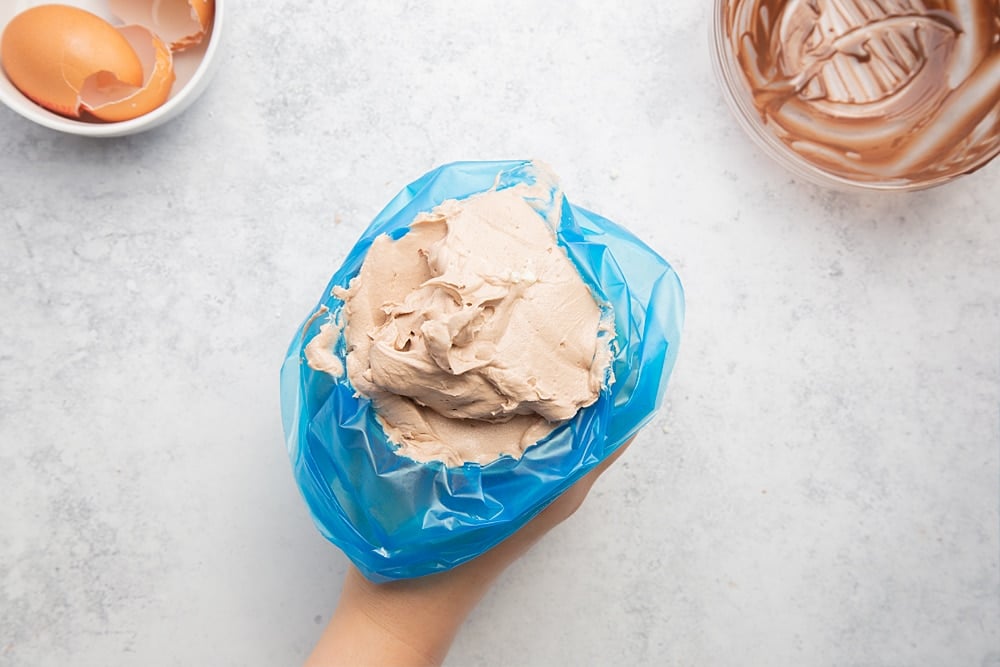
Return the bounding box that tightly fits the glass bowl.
[711,0,1000,191]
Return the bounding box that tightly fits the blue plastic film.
[280,160,684,581]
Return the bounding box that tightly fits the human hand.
[304,436,635,667]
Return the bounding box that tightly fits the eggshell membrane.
[109,0,214,52]
[0,4,143,118]
[83,25,175,123]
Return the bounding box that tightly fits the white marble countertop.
[2,2,998,665]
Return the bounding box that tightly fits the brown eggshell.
[1,5,143,118]
[109,0,215,52]
[84,25,176,123]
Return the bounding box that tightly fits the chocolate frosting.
[307,170,614,466]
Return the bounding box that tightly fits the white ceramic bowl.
[0,0,224,136]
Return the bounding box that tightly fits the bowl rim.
[0,0,224,137]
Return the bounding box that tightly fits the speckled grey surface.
[1,2,998,666]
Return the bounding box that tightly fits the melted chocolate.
[723,0,1000,184]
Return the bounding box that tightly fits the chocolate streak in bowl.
[719,0,1000,189]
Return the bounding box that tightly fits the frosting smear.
[307,176,614,466]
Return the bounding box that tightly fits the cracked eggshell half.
[0,0,224,136]
[84,25,175,123]
[109,0,214,51]
[0,5,144,117]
